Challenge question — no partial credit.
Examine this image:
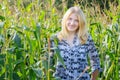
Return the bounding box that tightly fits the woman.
[50,6,101,80]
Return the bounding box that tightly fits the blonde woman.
[50,6,101,80]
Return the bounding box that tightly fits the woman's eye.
[68,18,72,20]
[75,20,79,22]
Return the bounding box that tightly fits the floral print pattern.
[50,34,101,80]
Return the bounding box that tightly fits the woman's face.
[66,13,79,33]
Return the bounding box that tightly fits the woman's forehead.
[68,13,79,19]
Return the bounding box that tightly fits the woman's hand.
[91,69,99,80]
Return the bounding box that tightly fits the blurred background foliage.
[0,0,120,80]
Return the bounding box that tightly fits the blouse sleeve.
[87,35,101,73]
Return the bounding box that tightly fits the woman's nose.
[70,20,74,25]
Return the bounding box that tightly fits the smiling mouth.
[68,26,76,28]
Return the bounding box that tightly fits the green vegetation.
[0,0,120,80]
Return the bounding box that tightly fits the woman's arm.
[87,35,101,80]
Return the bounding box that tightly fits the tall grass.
[0,0,120,80]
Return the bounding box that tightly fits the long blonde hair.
[58,6,88,44]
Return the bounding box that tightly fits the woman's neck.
[64,32,76,47]
[67,31,76,38]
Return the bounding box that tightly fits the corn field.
[0,0,120,80]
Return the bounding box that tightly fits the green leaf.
[105,62,115,80]
[41,59,48,70]
[0,16,5,21]
[25,3,33,12]
[13,33,22,47]
[53,36,66,68]
[13,72,20,80]
[29,69,36,80]
[0,54,5,65]
[14,59,24,70]
[32,68,43,78]
[0,65,5,76]
[17,71,22,77]
[34,23,41,40]
[55,48,66,68]
[26,35,32,53]
[106,29,113,36]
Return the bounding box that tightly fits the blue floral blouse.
[50,34,101,80]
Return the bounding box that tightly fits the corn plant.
[0,0,120,80]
